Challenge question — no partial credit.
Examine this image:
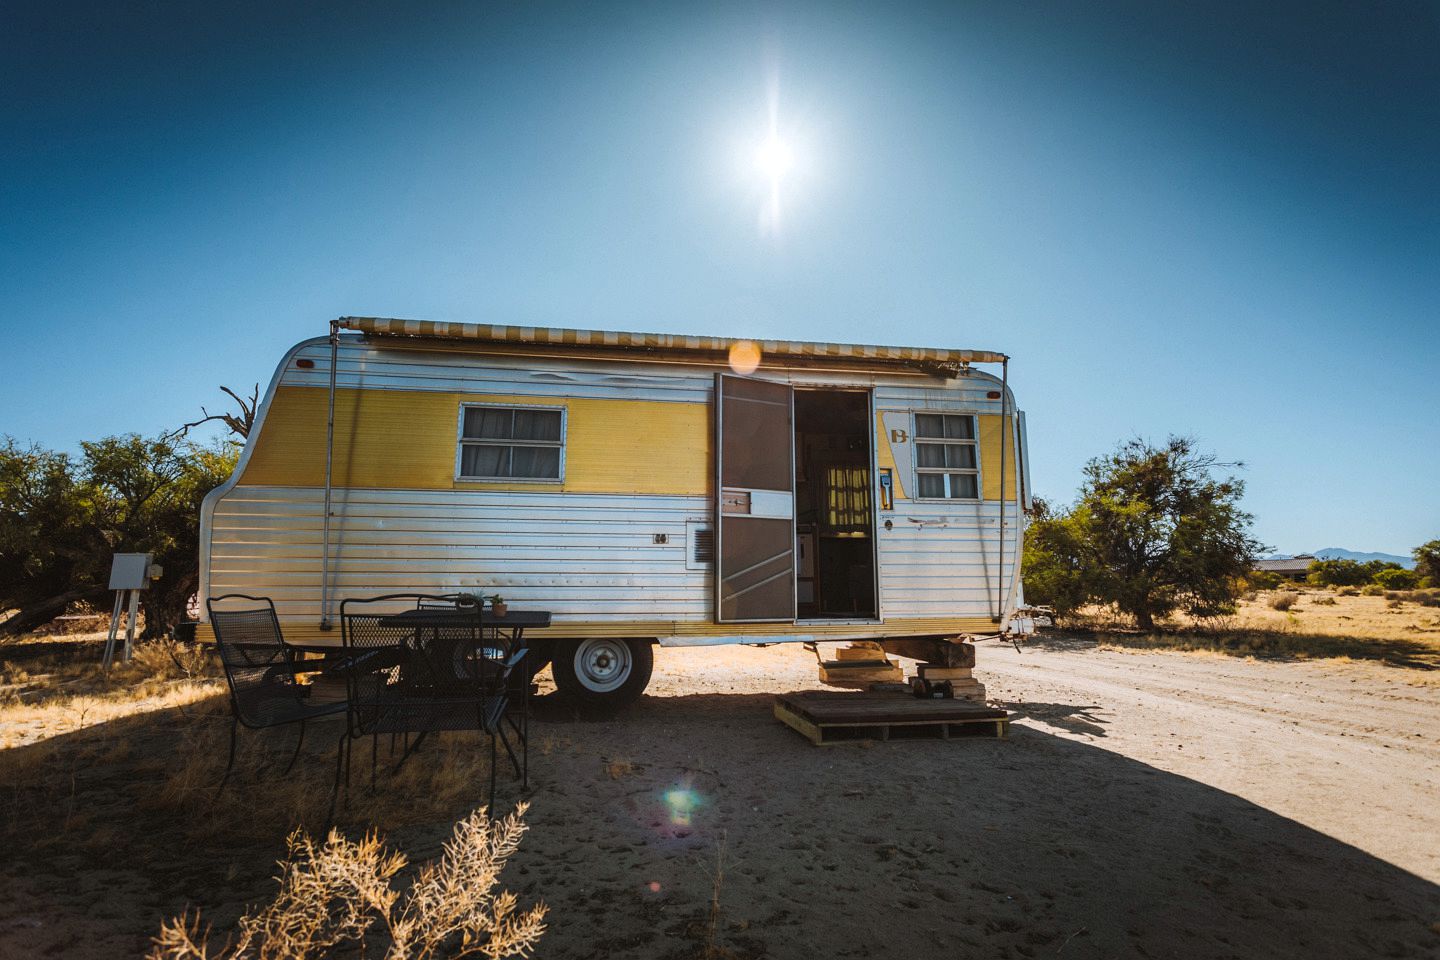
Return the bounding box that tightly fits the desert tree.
[0,438,102,634]
[1020,498,1091,619]
[0,434,237,637]
[1022,436,1263,629]
[1414,540,1440,586]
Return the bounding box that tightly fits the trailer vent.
[691,528,715,566]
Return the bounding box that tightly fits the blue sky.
[2,1,1437,556]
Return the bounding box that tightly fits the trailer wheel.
[551,638,653,714]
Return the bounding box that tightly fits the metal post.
[123,588,140,661]
[320,319,339,630]
[996,357,1009,625]
[102,591,125,671]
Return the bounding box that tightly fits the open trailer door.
[715,374,796,623]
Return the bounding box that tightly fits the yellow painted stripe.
[978,413,1018,502]
[241,386,1013,501]
[240,386,710,495]
[874,411,909,500]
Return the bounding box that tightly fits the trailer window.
[913,413,979,499]
[458,405,565,481]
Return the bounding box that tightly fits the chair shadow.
[1,687,1437,959]
[996,699,1110,737]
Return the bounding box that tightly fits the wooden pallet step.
[774,691,1008,746]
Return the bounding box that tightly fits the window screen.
[458,405,564,480]
[914,413,979,499]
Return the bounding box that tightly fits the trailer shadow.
[1,688,1437,960]
[512,689,1439,959]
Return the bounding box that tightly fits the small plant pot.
[491,603,508,618]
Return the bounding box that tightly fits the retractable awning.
[335,316,1007,367]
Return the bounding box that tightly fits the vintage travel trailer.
[199,318,1032,710]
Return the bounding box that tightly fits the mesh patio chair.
[410,594,530,784]
[332,594,527,816]
[207,595,347,795]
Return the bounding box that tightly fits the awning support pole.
[320,319,339,630]
[996,356,1009,625]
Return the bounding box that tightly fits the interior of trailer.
[793,388,877,619]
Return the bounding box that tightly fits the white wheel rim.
[574,639,632,693]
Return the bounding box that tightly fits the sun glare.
[755,134,794,180]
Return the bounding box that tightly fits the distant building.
[1253,555,1316,581]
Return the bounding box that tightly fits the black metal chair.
[207,595,347,795]
[332,594,527,816]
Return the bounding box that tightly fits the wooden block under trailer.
[818,659,904,684]
[917,665,973,681]
[774,691,1009,745]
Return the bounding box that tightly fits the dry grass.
[601,757,640,780]
[0,632,223,749]
[1059,590,1440,673]
[704,834,728,960]
[149,804,546,959]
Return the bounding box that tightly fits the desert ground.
[2,591,1439,959]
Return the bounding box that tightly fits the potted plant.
[487,594,508,617]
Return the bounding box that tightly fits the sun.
[755,134,794,180]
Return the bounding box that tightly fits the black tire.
[550,638,654,715]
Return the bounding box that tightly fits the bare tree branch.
[172,384,259,441]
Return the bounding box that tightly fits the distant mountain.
[1312,547,1416,570]
[1261,548,1416,569]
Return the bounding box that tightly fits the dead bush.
[1361,584,1384,597]
[1269,592,1299,612]
[149,804,546,960]
[114,638,218,685]
[1386,589,1440,607]
[1312,596,1337,606]
[1338,586,1360,597]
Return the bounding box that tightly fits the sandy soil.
[3,636,1439,959]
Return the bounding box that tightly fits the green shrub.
[1373,568,1419,590]
[1247,570,1284,590]
[1361,584,1384,596]
[1414,540,1440,585]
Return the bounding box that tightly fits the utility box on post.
[103,552,157,669]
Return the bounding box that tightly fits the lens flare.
[728,340,761,375]
[664,787,700,826]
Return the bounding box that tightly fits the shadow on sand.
[1,688,1437,959]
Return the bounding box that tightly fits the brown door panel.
[715,374,796,623]
[718,517,795,622]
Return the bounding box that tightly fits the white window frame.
[455,402,567,483]
[911,411,982,502]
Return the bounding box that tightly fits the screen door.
[715,373,796,622]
